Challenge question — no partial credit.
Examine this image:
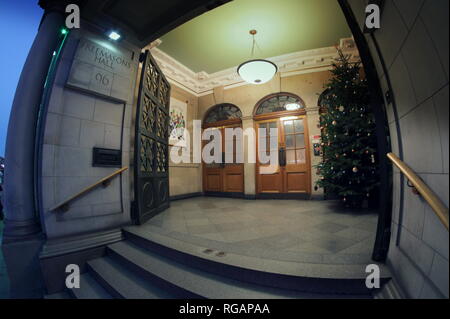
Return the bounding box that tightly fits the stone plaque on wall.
[67,35,136,102]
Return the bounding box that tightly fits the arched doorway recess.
[253,93,311,198]
[202,103,244,196]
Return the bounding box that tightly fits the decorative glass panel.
[295,134,305,148]
[284,121,294,134]
[296,149,306,164]
[286,135,294,149]
[204,103,242,124]
[294,120,304,133]
[256,93,305,115]
[286,150,296,164]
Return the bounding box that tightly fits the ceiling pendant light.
[237,30,277,85]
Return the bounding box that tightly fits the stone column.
[242,117,256,197]
[1,2,67,298]
[2,5,65,242]
[305,106,324,199]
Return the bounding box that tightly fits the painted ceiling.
[158,0,351,74]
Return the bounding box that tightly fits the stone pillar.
[242,117,256,196]
[2,6,65,243]
[2,2,66,298]
[305,107,324,199]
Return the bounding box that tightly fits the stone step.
[123,226,390,295]
[86,254,184,299]
[373,278,405,299]
[107,240,360,299]
[69,272,112,299]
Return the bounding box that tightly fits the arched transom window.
[318,89,332,112]
[255,93,305,116]
[204,103,242,124]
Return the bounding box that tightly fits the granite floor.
[145,197,379,265]
[0,221,9,299]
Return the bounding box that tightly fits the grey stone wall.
[349,0,449,298]
[40,27,140,239]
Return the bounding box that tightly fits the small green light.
[61,28,68,35]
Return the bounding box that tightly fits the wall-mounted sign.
[312,135,321,157]
[313,143,322,157]
[67,34,137,102]
[92,148,122,167]
[169,98,188,148]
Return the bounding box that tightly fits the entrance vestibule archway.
[202,103,245,196]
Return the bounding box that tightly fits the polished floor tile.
[145,197,379,264]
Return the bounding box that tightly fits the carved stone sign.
[67,35,136,102]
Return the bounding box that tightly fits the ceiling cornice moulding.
[151,37,359,97]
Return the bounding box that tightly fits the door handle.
[279,147,286,167]
[221,152,225,168]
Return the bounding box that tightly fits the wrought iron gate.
[133,50,170,224]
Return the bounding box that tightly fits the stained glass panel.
[204,103,242,124]
[256,94,305,115]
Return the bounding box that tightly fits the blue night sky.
[0,1,43,157]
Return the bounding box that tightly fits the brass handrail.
[50,167,128,212]
[387,153,449,230]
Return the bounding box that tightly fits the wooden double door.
[256,115,311,196]
[202,124,244,194]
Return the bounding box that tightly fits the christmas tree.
[316,49,379,208]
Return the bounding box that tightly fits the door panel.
[134,50,170,224]
[223,165,244,192]
[285,172,307,193]
[280,117,309,193]
[257,120,283,193]
[260,173,283,193]
[205,168,222,192]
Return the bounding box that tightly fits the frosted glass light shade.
[237,59,277,85]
